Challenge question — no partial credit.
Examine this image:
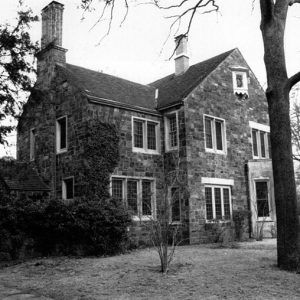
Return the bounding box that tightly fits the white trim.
[56,115,68,154]
[254,178,272,221]
[203,114,227,155]
[29,128,36,161]
[232,70,248,95]
[249,121,270,133]
[250,122,271,159]
[204,185,233,221]
[62,176,74,200]
[110,175,157,220]
[201,177,234,186]
[164,110,180,152]
[131,116,160,155]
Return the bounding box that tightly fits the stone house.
[17,1,276,243]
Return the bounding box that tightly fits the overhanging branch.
[289,0,300,5]
[286,71,300,92]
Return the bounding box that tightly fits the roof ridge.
[66,63,154,89]
[149,48,236,86]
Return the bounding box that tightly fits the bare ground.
[0,239,299,300]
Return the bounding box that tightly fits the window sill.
[257,217,273,222]
[132,215,155,222]
[234,88,248,95]
[205,148,226,155]
[56,149,68,155]
[205,219,232,224]
[132,148,160,155]
[166,147,179,152]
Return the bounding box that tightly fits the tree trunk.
[260,9,300,270]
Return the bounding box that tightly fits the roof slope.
[150,49,236,109]
[57,64,156,110]
[0,160,50,191]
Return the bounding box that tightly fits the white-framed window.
[165,111,179,151]
[111,176,156,220]
[249,121,271,159]
[56,116,67,153]
[170,186,181,223]
[62,177,74,200]
[30,128,36,161]
[204,185,232,221]
[232,70,248,95]
[132,117,160,154]
[255,180,271,220]
[204,115,226,154]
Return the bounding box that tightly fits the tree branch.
[285,71,300,92]
[289,0,300,5]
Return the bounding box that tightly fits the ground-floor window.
[170,187,181,222]
[205,185,232,220]
[111,176,155,220]
[255,181,270,218]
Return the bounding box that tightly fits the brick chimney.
[36,1,67,88]
[174,34,189,76]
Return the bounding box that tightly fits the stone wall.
[183,49,269,243]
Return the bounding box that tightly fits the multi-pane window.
[133,120,143,148]
[205,186,232,220]
[204,115,226,153]
[132,117,159,154]
[127,180,138,214]
[251,128,271,159]
[255,181,270,218]
[111,177,155,219]
[165,112,178,151]
[56,116,67,153]
[62,177,74,200]
[111,179,123,201]
[30,128,36,161]
[171,187,180,222]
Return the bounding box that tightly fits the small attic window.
[231,67,249,97]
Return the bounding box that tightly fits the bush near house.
[0,196,131,260]
[0,120,132,261]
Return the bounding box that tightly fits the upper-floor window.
[165,111,179,151]
[232,68,248,96]
[204,115,226,154]
[111,176,156,220]
[62,177,74,201]
[30,128,36,161]
[132,117,160,154]
[56,116,67,153]
[249,121,271,159]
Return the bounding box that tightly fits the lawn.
[0,239,299,299]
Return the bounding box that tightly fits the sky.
[1,0,300,157]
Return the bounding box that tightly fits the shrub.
[0,195,131,260]
[233,210,250,241]
[28,197,131,256]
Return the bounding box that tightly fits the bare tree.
[140,153,188,273]
[80,0,300,271]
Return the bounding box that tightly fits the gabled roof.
[150,49,236,109]
[0,160,50,192]
[57,64,156,110]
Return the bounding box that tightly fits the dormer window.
[231,67,249,96]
